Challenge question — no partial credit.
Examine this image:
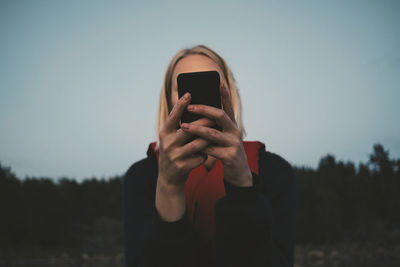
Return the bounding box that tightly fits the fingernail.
[181,123,190,129]
[187,105,195,111]
[184,92,190,100]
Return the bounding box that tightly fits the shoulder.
[258,148,294,174]
[123,156,158,188]
[243,140,295,179]
[257,147,297,196]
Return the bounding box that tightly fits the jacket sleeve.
[215,150,298,267]
[122,158,196,267]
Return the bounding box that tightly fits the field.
[1,239,400,267]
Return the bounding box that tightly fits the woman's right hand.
[156,92,214,221]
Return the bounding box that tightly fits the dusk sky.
[1,1,399,181]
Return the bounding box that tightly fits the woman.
[122,45,298,267]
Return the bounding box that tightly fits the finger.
[173,117,216,145]
[191,117,215,127]
[182,154,208,171]
[187,104,236,132]
[220,83,235,123]
[177,117,215,141]
[176,116,214,130]
[179,138,210,158]
[181,123,230,146]
[204,145,227,160]
[162,92,191,133]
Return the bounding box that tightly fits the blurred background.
[0,1,399,266]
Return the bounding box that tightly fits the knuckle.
[217,110,225,120]
[159,139,166,150]
[233,127,241,137]
[166,154,173,163]
[222,112,230,122]
[172,164,180,174]
[198,154,207,164]
[176,102,185,111]
[224,154,232,162]
[182,131,191,139]
[170,155,179,162]
[220,152,229,162]
[166,111,174,120]
[169,113,178,122]
[163,140,173,153]
[233,145,241,157]
[232,137,240,147]
[197,118,208,125]
[190,141,198,151]
[159,130,166,140]
[228,146,236,157]
[202,118,214,127]
[209,128,218,137]
[175,161,185,172]
[177,97,184,105]
[169,151,179,162]
[199,139,209,147]
[172,160,179,169]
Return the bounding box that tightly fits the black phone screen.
[177,70,222,124]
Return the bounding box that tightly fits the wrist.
[223,173,258,202]
[156,175,186,222]
[230,169,253,187]
[157,175,185,195]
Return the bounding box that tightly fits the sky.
[0,0,399,181]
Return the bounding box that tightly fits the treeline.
[296,144,400,243]
[0,171,123,254]
[0,143,399,253]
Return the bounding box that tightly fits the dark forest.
[1,143,399,266]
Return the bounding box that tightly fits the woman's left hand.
[181,84,253,187]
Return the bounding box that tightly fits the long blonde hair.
[156,45,246,143]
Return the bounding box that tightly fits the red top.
[147,141,266,261]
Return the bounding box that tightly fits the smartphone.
[177,70,222,128]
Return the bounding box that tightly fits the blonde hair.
[156,45,246,143]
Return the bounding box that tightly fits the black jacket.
[122,146,298,267]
